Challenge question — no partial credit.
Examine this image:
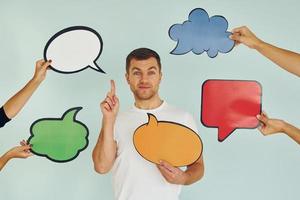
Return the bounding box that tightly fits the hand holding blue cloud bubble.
[44,26,105,74]
[169,8,234,58]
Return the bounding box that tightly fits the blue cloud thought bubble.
[169,8,234,58]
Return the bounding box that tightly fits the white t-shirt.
[112,101,199,200]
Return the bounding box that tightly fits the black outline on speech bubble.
[27,107,89,163]
[168,8,234,58]
[200,79,263,142]
[43,26,105,74]
[133,113,203,167]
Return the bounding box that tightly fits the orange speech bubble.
[133,113,203,167]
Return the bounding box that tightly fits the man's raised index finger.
[110,80,116,95]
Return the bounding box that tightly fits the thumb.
[42,60,52,70]
[257,114,268,124]
[159,160,174,172]
[21,145,32,151]
[230,33,242,42]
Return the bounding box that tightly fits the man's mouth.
[138,85,151,89]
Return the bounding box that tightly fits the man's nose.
[140,73,149,82]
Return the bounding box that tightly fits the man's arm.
[230,26,300,77]
[0,140,32,171]
[92,80,119,174]
[92,120,118,174]
[157,156,204,185]
[3,59,51,119]
[257,112,300,145]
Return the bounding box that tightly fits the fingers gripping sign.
[256,111,286,136]
[230,26,262,49]
[157,160,187,185]
[33,59,52,83]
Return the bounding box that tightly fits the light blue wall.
[1,0,299,199]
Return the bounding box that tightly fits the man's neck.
[134,96,163,110]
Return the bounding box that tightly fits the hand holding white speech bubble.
[44,26,105,74]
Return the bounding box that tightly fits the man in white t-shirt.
[92,48,204,200]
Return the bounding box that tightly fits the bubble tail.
[170,44,191,55]
[218,126,235,142]
[62,107,83,122]
[90,62,106,74]
[170,46,182,55]
[147,113,158,126]
[27,137,32,146]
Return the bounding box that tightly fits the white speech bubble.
[44,26,105,74]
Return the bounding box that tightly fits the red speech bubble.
[201,80,262,142]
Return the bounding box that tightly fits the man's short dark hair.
[126,48,161,73]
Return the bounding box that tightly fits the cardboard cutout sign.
[201,80,262,142]
[44,26,105,73]
[28,107,89,162]
[169,8,234,58]
[133,114,203,167]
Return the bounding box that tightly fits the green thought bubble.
[28,107,89,162]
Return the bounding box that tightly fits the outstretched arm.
[3,59,52,119]
[0,140,32,171]
[257,112,300,145]
[230,26,300,77]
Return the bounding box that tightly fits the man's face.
[126,57,162,101]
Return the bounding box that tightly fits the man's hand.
[230,26,263,49]
[257,112,286,136]
[157,160,187,185]
[32,59,52,83]
[100,80,119,122]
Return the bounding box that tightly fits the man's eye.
[148,71,156,75]
[133,71,141,75]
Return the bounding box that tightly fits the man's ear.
[159,72,162,83]
[125,73,130,84]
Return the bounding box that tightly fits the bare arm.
[283,123,300,145]
[256,42,300,77]
[157,156,204,185]
[0,152,11,171]
[92,80,119,174]
[92,120,117,174]
[184,156,205,185]
[0,140,32,171]
[230,26,300,77]
[257,112,300,145]
[3,59,51,119]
